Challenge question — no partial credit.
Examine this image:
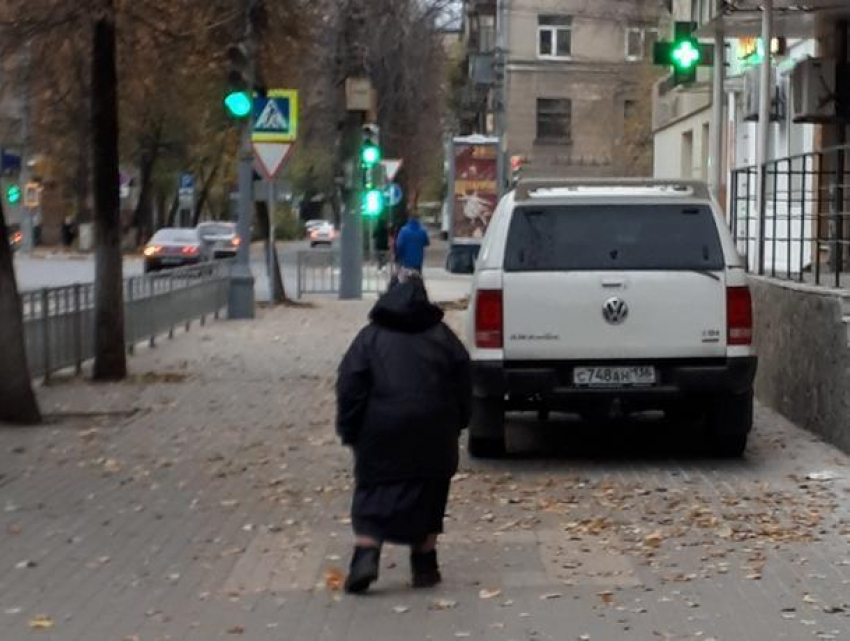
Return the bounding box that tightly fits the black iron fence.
[295,250,390,297]
[21,260,232,380]
[730,144,850,288]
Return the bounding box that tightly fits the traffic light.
[361,142,381,167]
[653,22,713,86]
[361,124,381,168]
[224,43,251,119]
[360,124,384,217]
[362,189,384,218]
[5,184,21,205]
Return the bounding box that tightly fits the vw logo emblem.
[602,297,629,325]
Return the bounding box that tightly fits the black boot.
[411,549,442,588]
[344,546,381,594]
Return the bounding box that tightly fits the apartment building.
[461,0,669,183]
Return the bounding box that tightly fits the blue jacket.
[395,219,430,270]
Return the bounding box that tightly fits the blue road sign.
[0,149,21,176]
[387,183,403,207]
[179,172,194,194]
[252,89,298,143]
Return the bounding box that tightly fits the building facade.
[461,0,669,184]
[652,0,850,280]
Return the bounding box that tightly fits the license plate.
[573,366,656,387]
[160,258,181,265]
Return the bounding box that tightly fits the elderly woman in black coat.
[336,277,472,594]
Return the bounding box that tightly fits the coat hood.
[370,281,444,333]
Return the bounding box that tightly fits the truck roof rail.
[514,178,711,202]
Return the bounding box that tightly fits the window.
[626,26,659,61]
[536,98,571,142]
[478,15,496,53]
[504,205,724,272]
[538,15,572,59]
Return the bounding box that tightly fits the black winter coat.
[336,281,472,486]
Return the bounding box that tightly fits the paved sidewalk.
[0,300,849,640]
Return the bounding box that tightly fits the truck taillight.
[727,286,753,346]
[475,290,503,349]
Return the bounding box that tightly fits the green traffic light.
[224,91,252,119]
[672,40,700,70]
[362,189,383,218]
[361,143,381,167]
[6,184,21,205]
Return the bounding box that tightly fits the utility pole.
[338,0,367,300]
[495,0,507,198]
[228,0,258,319]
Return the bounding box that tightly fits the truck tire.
[707,390,753,458]
[468,397,506,458]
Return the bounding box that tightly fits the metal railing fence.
[730,144,850,288]
[295,250,390,297]
[20,260,232,380]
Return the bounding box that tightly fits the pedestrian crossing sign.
[252,89,298,143]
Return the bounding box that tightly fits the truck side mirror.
[445,246,476,274]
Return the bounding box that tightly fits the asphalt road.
[12,236,469,303]
[12,242,306,302]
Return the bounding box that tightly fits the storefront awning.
[696,3,850,39]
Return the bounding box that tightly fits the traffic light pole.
[228,1,258,319]
[339,111,364,300]
[229,124,256,318]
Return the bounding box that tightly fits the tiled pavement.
[0,299,849,641]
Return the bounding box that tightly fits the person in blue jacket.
[395,214,430,276]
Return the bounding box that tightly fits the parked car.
[309,222,336,248]
[143,228,206,273]
[8,224,22,252]
[304,219,326,234]
[466,179,756,458]
[197,221,240,259]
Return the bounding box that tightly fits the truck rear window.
[504,204,725,272]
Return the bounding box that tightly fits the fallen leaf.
[325,567,344,592]
[479,588,502,600]
[430,599,459,610]
[226,625,245,634]
[29,615,53,630]
[540,592,563,600]
[598,591,614,604]
[455,633,471,639]
[393,605,410,614]
[803,594,818,604]
[644,531,664,548]
[7,524,21,535]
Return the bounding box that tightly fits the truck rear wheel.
[468,397,506,458]
[706,390,753,457]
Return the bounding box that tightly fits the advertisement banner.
[452,141,498,240]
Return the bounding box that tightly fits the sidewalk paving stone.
[0,300,848,640]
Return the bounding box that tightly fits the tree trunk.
[193,137,228,226]
[91,3,126,380]
[0,200,41,424]
[166,192,179,227]
[132,147,157,247]
[254,201,286,303]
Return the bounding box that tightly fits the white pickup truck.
[466,179,756,458]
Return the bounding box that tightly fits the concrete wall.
[750,277,850,454]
